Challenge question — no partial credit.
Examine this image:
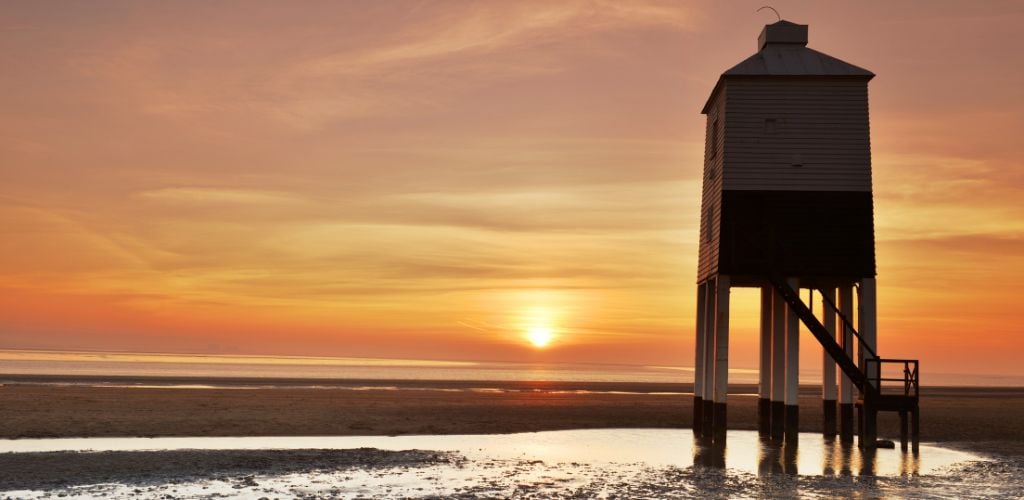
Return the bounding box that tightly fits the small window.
[764,118,778,135]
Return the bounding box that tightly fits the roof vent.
[758,20,808,51]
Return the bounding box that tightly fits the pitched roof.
[701,21,874,113]
[723,45,874,77]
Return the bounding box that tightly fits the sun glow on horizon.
[527,326,554,348]
[520,304,561,349]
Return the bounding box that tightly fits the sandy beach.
[3,376,1024,497]
[2,375,1022,457]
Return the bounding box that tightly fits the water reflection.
[899,449,921,477]
[757,438,783,476]
[701,432,924,479]
[692,435,726,468]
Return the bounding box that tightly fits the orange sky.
[2,1,1024,377]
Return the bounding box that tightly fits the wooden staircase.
[767,276,920,450]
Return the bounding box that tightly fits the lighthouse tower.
[692,20,919,449]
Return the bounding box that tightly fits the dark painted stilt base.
[783,442,799,475]
[839,403,854,444]
[822,399,837,438]
[693,397,703,435]
[713,402,727,442]
[757,398,770,436]
[702,399,714,438]
[857,405,864,447]
[858,401,878,449]
[770,401,785,440]
[784,404,799,443]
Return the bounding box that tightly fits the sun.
[526,326,554,348]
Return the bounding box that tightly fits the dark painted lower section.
[839,403,854,444]
[757,397,770,436]
[693,397,703,435]
[785,404,799,443]
[823,399,837,437]
[713,402,727,441]
[702,399,715,438]
[858,402,878,449]
[702,190,876,283]
[770,401,785,440]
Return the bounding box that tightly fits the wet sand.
[2,375,1022,457]
[0,448,458,491]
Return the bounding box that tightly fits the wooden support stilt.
[862,398,877,449]
[784,277,800,443]
[823,400,837,438]
[838,285,856,444]
[858,278,878,449]
[758,286,772,436]
[840,403,854,445]
[857,404,864,446]
[693,282,707,435]
[770,287,786,441]
[821,287,838,438]
[859,278,878,385]
[701,280,715,437]
[712,275,731,442]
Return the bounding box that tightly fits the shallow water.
[1,429,1012,499]
[0,428,977,477]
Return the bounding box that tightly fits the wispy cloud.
[135,187,307,205]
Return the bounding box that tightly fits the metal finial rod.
[757,6,781,22]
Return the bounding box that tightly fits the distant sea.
[0,349,1020,387]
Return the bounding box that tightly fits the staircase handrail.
[815,288,879,360]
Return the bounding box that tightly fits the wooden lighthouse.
[692,20,920,450]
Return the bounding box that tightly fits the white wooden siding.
[722,78,872,192]
[697,89,725,283]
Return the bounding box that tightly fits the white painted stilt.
[859,278,878,386]
[784,277,800,441]
[701,280,716,435]
[821,287,838,436]
[770,286,786,440]
[838,285,856,443]
[693,282,707,434]
[711,275,731,439]
[758,286,772,435]
[858,278,879,447]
